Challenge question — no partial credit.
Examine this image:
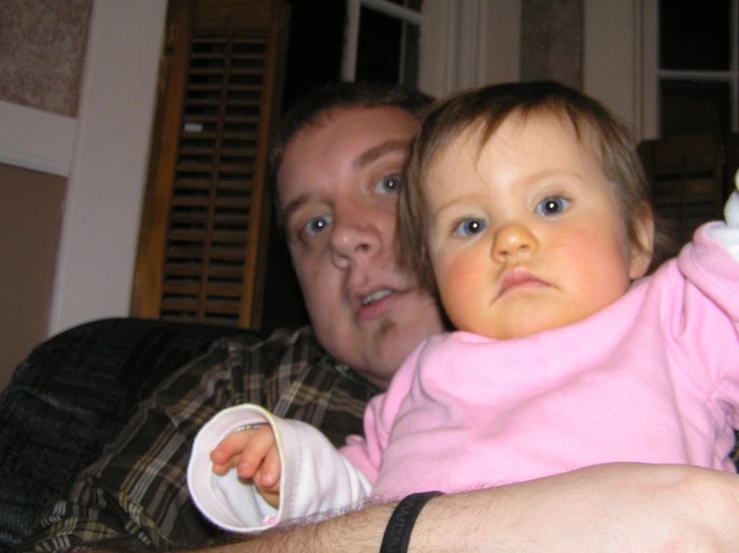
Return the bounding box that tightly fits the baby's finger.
[211,455,240,476]
[255,448,282,509]
[211,430,253,464]
[259,488,281,509]
[256,445,282,490]
[237,425,276,479]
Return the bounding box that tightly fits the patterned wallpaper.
[520,0,583,90]
[0,0,92,117]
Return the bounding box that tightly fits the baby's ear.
[629,203,655,279]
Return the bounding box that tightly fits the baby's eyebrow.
[353,140,410,169]
[431,197,469,223]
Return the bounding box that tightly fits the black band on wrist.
[379,491,443,553]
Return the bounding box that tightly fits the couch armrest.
[0,317,257,552]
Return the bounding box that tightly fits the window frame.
[641,0,739,137]
[341,0,423,84]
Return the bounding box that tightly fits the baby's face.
[425,112,650,340]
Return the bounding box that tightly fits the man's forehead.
[283,107,417,166]
[315,104,416,127]
[301,105,417,137]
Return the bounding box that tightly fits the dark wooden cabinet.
[638,133,737,257]
[132,0,290,330]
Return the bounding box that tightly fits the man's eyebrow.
[354,139,411,169]
[281,192,312,228]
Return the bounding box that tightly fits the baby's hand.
[210,425,281,508]
[707,169,739,260]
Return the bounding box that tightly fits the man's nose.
[491,222,538,265]
[329,209,384,269]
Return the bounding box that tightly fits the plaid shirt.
[19,326,379,552]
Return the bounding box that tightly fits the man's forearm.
[195,463,739,553]
[204,502,395,553]
[410,463,739,553]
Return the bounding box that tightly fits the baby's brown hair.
[398,80,668,294]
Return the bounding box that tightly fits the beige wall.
[0,164,66,390]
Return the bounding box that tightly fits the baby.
[187,81,739,532]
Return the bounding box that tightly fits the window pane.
[282,0,344,107]
[401,22,419,87]
[356,7,403,83]
[660,0,730,70]
[659,80,730,136]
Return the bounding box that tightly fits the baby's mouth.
[497,270,549,298]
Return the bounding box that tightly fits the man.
[18,82,739,553]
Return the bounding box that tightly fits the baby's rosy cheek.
[443,255,477,290]
[439,256,484,317]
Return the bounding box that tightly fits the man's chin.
[343,318,406,389]
[322,309,441,387]
[363,319,429,388]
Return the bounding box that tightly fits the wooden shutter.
[638,133,729,255]
[132,0,289,329]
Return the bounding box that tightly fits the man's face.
[277,106,444,389]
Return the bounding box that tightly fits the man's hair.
[268,81,434,225]
[398,80,670,294]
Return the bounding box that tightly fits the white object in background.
[725,170,739,226]
[707,169,739,260]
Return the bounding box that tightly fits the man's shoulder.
[218,324,320,355]
[205,324,379,399]
[214,324,339,379]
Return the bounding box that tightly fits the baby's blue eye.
[303,215,332,237]
[536,196,569,216]
[454,218,486,237]
[375,174,402,194]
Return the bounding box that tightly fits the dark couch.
[0,317,258,553]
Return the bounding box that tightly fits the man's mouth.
[362,289,393,306]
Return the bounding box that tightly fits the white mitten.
[707,169,739,260]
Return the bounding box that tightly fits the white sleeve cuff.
[187,404,372,533]
[187,404,278,532]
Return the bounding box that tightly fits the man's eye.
[535,196,570,216]
[302,215,332,237]
[454,218,486,237]
[374,174,402,194]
